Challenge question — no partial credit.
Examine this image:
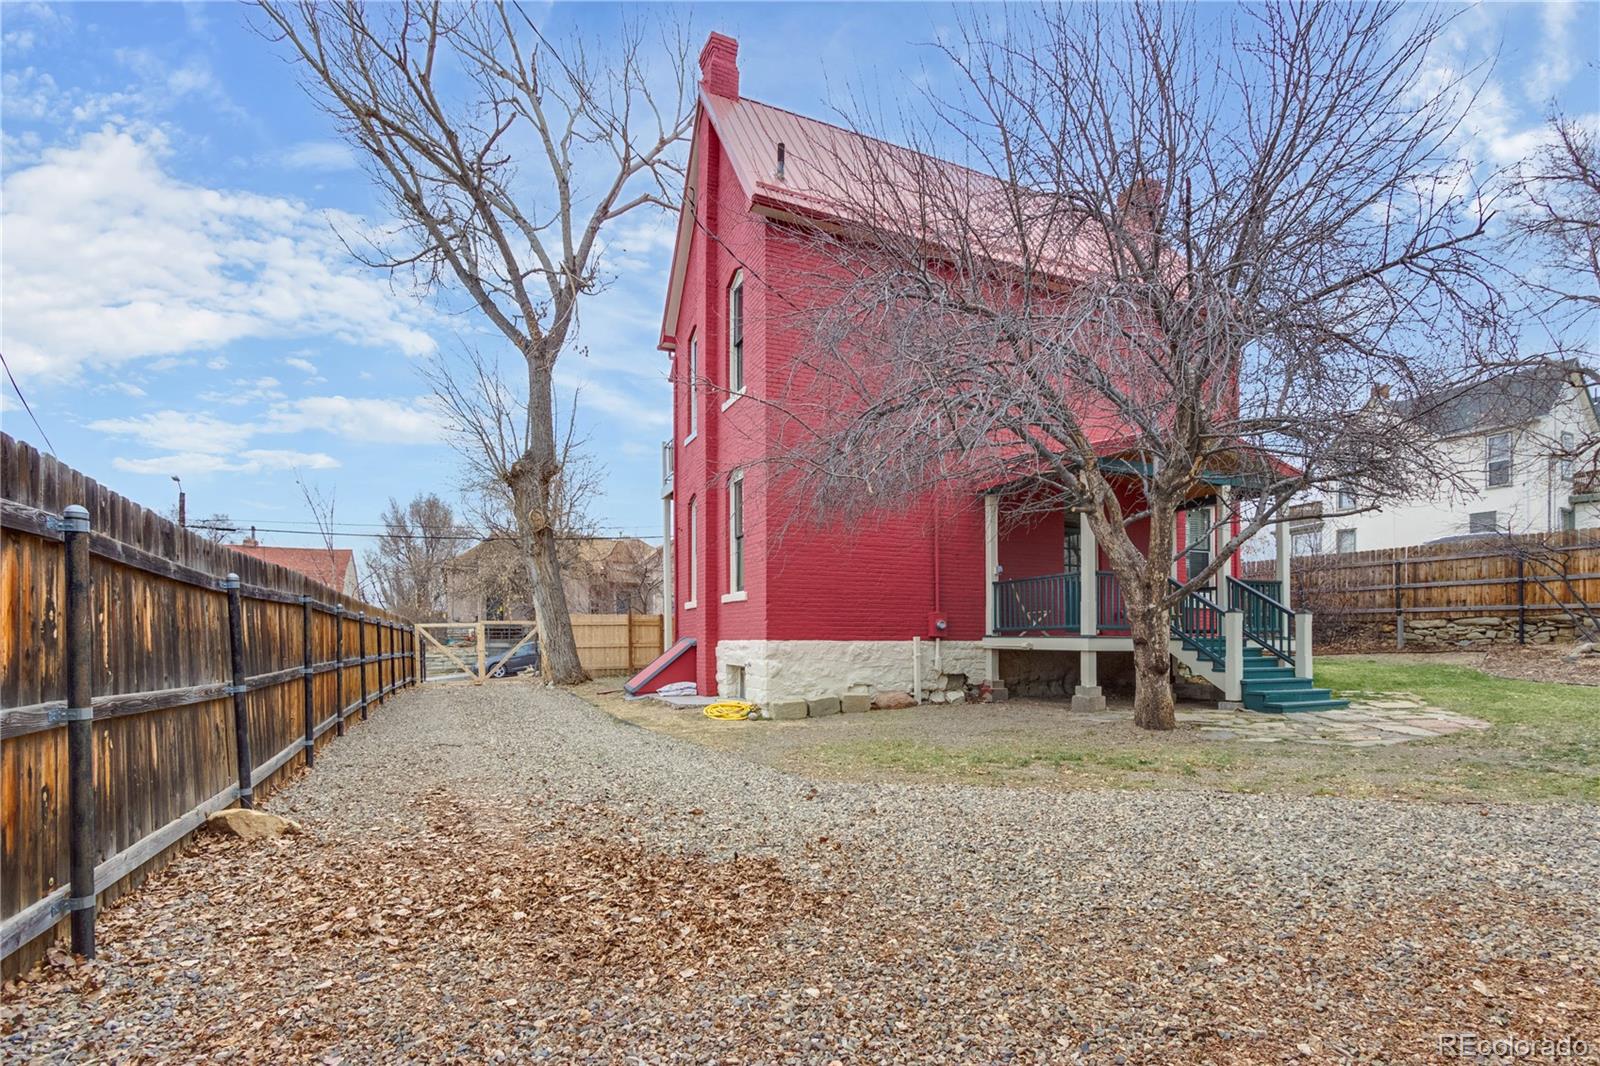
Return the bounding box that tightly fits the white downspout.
[912,636,923,703]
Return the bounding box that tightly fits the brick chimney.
[699,32,739,100]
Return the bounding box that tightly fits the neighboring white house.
[1292,363,1600,555]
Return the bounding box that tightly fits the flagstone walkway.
[1174,696,1489,746]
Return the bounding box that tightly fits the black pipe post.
[334,605,345,737]
[223,573,254,809]
[301,595,315,769]
[357,611,368,721]
[62,504,97,958]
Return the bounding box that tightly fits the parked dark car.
[488,644,542,678]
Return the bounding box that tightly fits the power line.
[0,349,57,455]
[192,523,659,544]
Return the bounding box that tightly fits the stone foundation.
[715,638,989,706]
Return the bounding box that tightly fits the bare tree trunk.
[517,359,588,685]
[1130,601,1177,731]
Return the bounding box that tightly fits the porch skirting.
[716,639,989,706]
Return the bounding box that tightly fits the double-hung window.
[685,332,698,441]
[728,470,745,594]
[685,498,698,607]
[727,271,745,397]
[1560,430,1575,479]
[1486,432,1513,488]
[1335,529,1357,554]
[1184,506,1212,584]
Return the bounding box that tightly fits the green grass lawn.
[798,660,1599,803]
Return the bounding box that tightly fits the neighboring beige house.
[1293,363,1600,555]
[444,537,663,622]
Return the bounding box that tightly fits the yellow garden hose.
[704,700,757,721]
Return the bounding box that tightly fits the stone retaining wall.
[1381,614,1582,647]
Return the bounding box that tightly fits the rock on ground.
[205,808,301,841]
[3,682,1597,1063]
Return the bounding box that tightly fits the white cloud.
[284,355,320,376]
[0,126,437,383]
[90,410,258,454]
[265,396,448,443]
[112,449,339,476]
[1525,3,1578,103]
[206,356,229,371]
[556,369,670,429]
[279,139,359,172]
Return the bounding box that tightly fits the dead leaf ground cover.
[4,683,1596,1063]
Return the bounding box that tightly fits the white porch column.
[983,495,1006,699]
[1072,649,1105,712]
[1222,610,1245,705]
[1078,509,1098,636]
[1275,515,1292,611]
[1214,488,1230,584]
[984,495,999,636]
[1295,612,1314,679]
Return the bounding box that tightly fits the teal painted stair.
[1178,639,1350,714]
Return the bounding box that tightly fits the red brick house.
[647,34,1331,714]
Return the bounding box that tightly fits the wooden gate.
[415,621,537,684]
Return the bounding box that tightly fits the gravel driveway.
[5,682,1597,1063]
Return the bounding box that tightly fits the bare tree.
[364,492,465,620]
[1515,112,1600,329]
[171,510,238,544]
[426,348,606,633]
[257,2,693,683]
[763,2,1507,729]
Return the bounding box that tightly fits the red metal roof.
[233,544,355,593]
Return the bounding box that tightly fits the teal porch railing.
[1168,578,1227,667]
[993,572,1081,633]
[1096,571,1129,631]
[1227,576,1295,664]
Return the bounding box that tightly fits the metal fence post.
[223,574,254,809]
[333,605,346,737]
[61,504,97,958]
[357,611,369,720]
[301,595,315,769]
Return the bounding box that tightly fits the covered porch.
[978,485,1330,712]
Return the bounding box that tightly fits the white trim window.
[1560,430,1575,479]
[1334,485,1356,511]
[685,497,698,608]
[685,331,698,442]
[728,470,746,594]
[1486,432,1513,488]
[727,270,745,397]
[1335,528,1357,555]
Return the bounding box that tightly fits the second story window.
[685,332,698,441]
[1486,432,1513,488]
[1560,430,1575,479]
[1334,485,1355,511]
[727,271,745,397]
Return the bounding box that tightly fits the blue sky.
[2,1,1597,561]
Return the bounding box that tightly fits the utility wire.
[190,523,660,544]
[0,349,58,455]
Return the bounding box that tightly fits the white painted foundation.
[716,639,989,705]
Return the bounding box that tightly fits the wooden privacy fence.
[0,433,418,975]
[573,612,663,674]
[1243,529,1600,647]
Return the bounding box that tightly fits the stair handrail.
[1226,576,1296,665]
[1168,578,1228,667]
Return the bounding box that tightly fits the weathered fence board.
[1245,530,1600,646]
[0,432,418,976]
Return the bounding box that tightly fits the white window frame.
[1335,528,1357,555]
[724,270,745,406]
[1560,430,1575,479]
[1291,529,1320,557]
[684,497,698,609]
[723,469,747,601]
[1486,432,1513,488]
[1334,485,1355,511]
[1558,507,1576,532]
[1468,510,1498,535]
[684,331,698,443]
